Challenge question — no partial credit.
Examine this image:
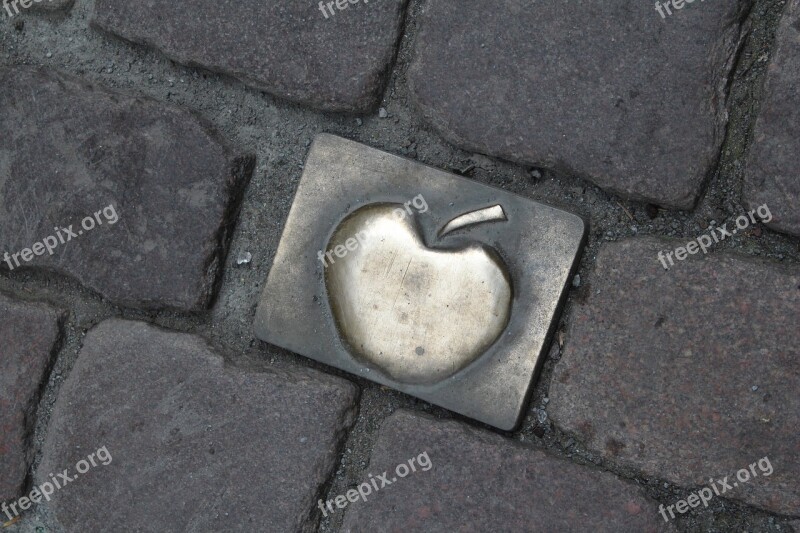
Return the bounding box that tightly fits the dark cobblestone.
[745,0,800,237]
[91,0,409,113]
[340,410,674,532]
[0,67,254,311]
[409,0,751,209]
[38,319,359,532]
[0,294,64,503]
[549,237,800,515]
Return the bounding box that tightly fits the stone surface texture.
[340,410,673,532]
[0,294,64,503]
[91,0,409,113]
[549,237,800,515]
[0,67,254,311]
[409,0,751,209]
[37,319,359,532]
[745,0,800,237]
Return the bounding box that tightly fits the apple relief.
[324,203,513,385]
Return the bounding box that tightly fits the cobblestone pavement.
[1,0,798,531]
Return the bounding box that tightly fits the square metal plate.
[254,134,586,430]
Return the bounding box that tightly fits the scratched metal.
[254,134,586,430]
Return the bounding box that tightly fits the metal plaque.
[254,134,586,430]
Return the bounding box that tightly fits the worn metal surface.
[326,203,513,385]
[254,134,586,430]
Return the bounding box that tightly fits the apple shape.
[324,203,512,385]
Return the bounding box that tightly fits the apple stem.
[437,205,507,238]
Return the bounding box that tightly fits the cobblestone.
[549,237,800,515]
[91,0,409,112]
[409,0,751,208]
[0,294,64,503]
[745,0,800,237]
[38,319,359,532]
[340,411,673,532]
[0,67,254,311]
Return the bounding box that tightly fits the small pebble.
[46,52,53,58]
[236,251,252,266]
[378,107,388,119]
[572,274,581,288]
[751,385,759,392]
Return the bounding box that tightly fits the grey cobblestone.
[0,67,254,311]
[409,0,751,209]
[340,410,674,532]
[0,294,64,504]
[38,319,359,532]
[745,0,800,237]
[549,237,800,515]
[91,0,409,112]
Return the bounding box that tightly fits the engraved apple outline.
[324,203,513,385]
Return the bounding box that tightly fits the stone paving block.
[340,410,673,532]
[91,0,408,113]
[409,0,751,209]
[37,319,359,532]
[744,0,800,237]
[549,237,800,515]
[0,67,254,311]
[0,294,64,503]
